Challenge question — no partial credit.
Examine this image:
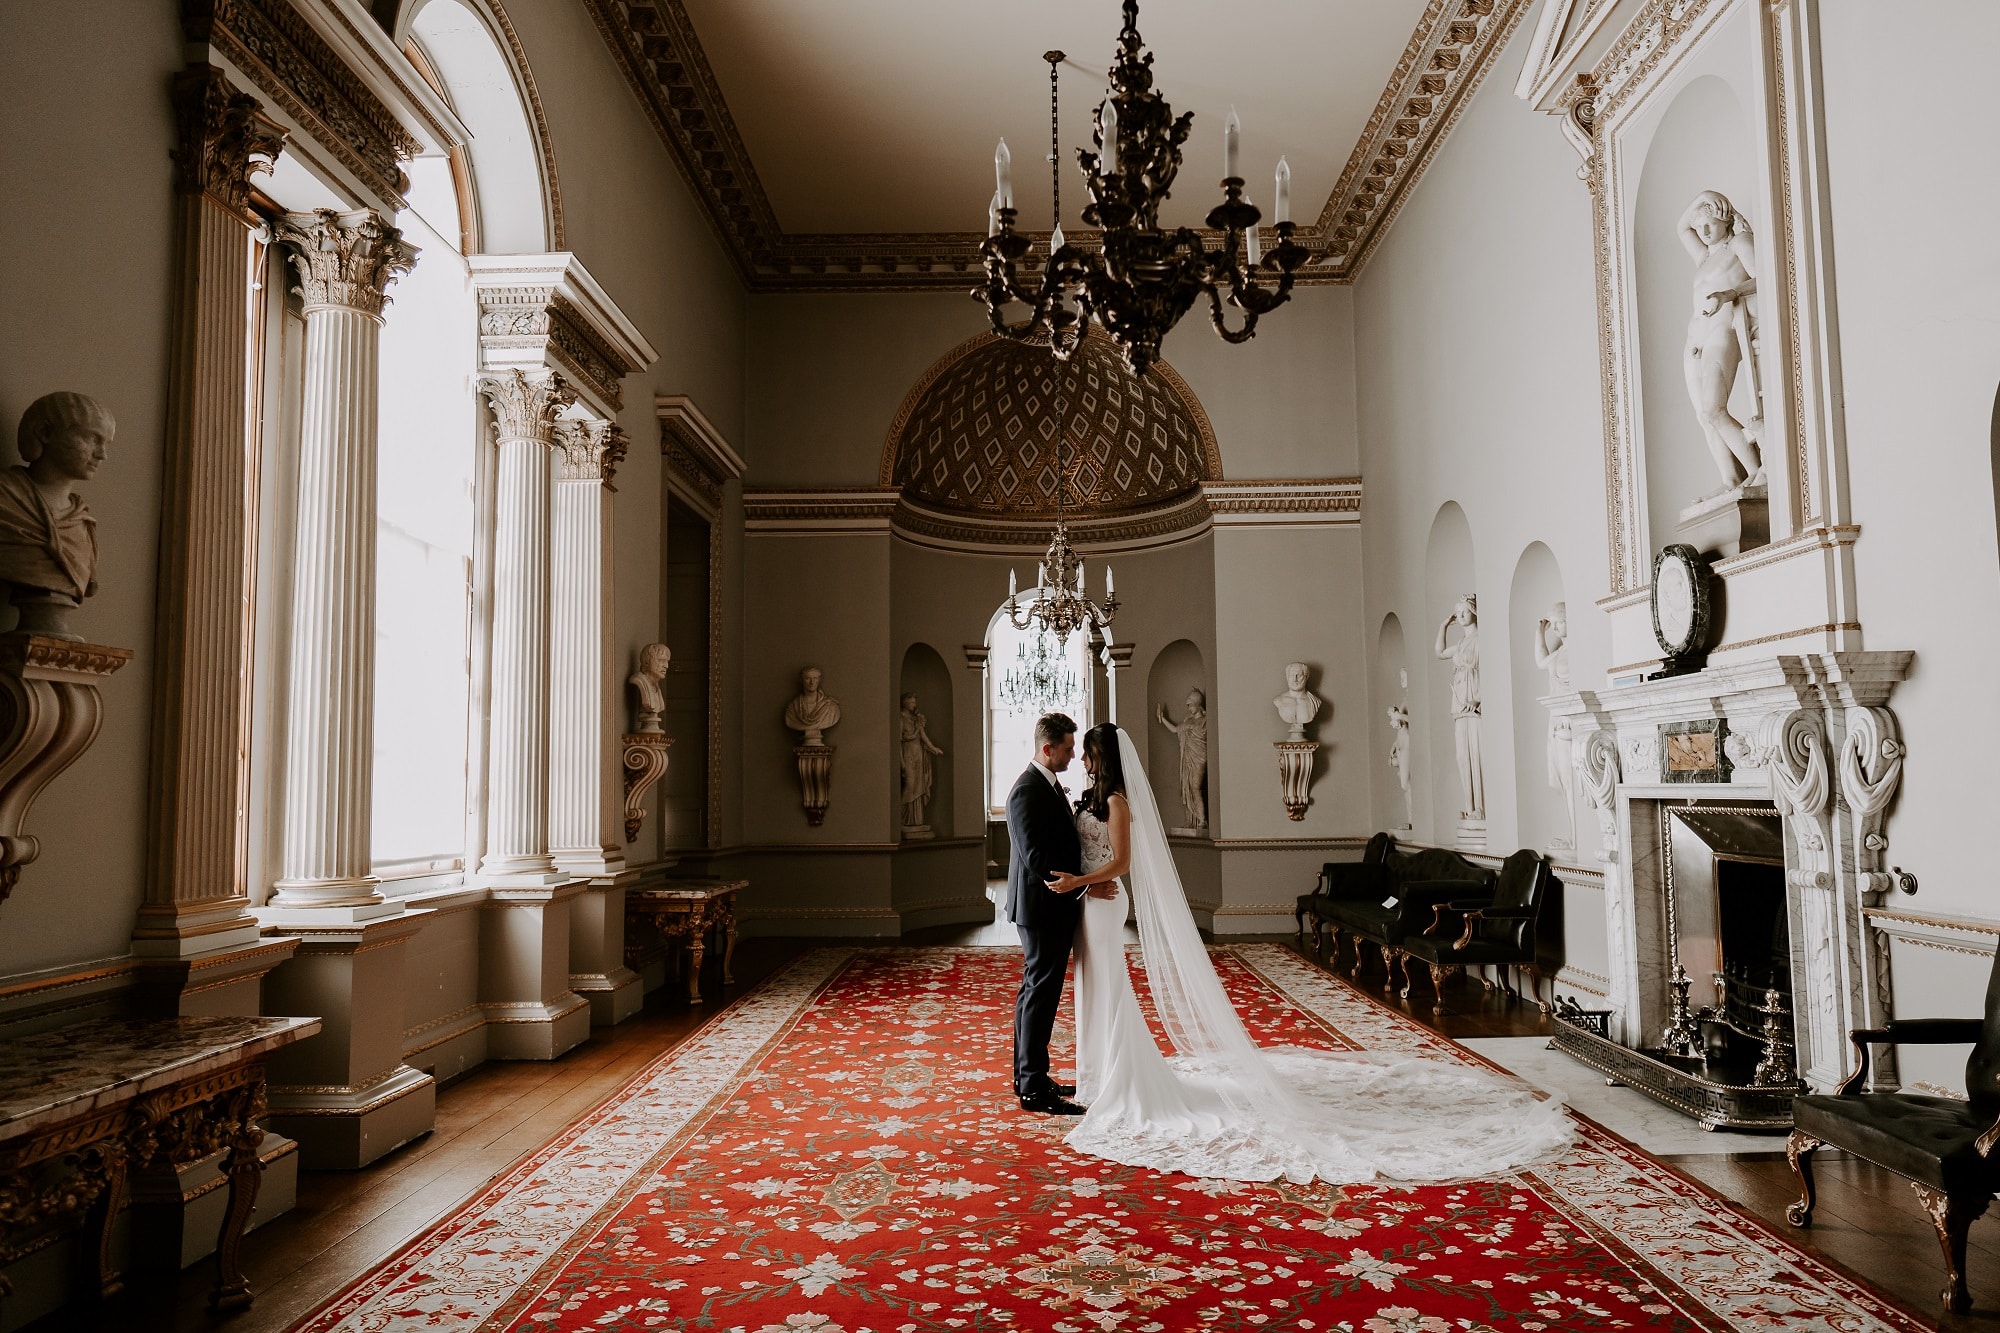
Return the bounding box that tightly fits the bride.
[1045,722,1574,1184]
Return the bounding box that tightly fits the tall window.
[371,152,478,879]
[985,597,1091,813]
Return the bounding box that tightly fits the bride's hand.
[1045,872,1084,894]
[1084,883,1119,900]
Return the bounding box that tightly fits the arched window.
[984,598,1092,813]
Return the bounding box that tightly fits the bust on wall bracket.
[1648,543,1713,680]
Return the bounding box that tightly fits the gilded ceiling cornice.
[584,0,1527,292]
[1315,0,1533,275]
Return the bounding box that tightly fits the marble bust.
[1272,662,1322,741]
[628,642,670,733]
[784,666,842,744]
[0,391,110,640]
[1679,190,1765,492]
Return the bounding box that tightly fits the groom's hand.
[1045,871,1085,895]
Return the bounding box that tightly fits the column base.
[569,967,643,1026]
[126,1131,297,1271]
[253,898,405,930]
[265,1065,437,1170]
[552,848,628,879]
[481,993,592,1060]
[267,873,385,912]
[477,868,575,888]
[129,897,264,959]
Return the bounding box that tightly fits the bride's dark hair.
[1077,722,1127,820]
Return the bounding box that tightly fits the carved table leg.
[1913,1182,1988,1314]
[1393,948,1414,999]
[719,903,737,986]
[84,1141,130,1299]
[685,904,709,1005]
[210,1080,268,1311]
[1783,1130,1820,1225]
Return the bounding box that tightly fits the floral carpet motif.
[293,945,1924,1333]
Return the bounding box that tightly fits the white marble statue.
[1155,687,1209,832]
[1679,190,1765,492]
[0,391,110,640]
[1435,596,1485,820]
[784,666,841,744]
[1386,702,1414,831]
[899,692,944,831]
[1272,662,1323,741]
[628,642,670,734]
[1535,603,1577,849]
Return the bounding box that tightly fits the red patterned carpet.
[293,946,1923,1332]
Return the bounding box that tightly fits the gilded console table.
[0,1014,318,1311]
[625,878,744,1004]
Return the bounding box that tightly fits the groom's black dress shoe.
[1018,1088,1086,1115]
[1050,1083,1076,1097]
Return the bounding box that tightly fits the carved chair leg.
[1913,1182,1988,1315]
[1783,1130,1821,1226]
[1326,925,1341,970]
[1296,908,1307,945]
[1428,961,1457,1015]
[1525,964,1550,1015]
[1394,948,1415,999]
[1310,916,1323,960]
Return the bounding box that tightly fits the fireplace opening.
[1664,805,1792,1084]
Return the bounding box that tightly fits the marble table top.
[630,878,747,904]
[0,1014,319,1141]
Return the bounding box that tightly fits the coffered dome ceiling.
[882,332,1220,519]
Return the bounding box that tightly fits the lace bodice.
[1076,807,1116,875]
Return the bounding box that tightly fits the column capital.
[277,208,418,317]
[553,420,630,491]
[481,370,576,447]
[170,66,286,221]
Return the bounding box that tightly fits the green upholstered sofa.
[1298,843,1494,980]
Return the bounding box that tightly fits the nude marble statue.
[1435,596,1484,820]
[899,692,944,830]
[628,642,670,733]
[1679,190,1764,492]
[1155,687,1209,831]
[1272,662,1322,741]
[0,392,109,641]
[784,667,841,744]
[1535,604,1576,849]
[1387,702,1414,831]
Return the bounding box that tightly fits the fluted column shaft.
[270,209,416,908]
[549,423,627,875]
[481,372,574,880]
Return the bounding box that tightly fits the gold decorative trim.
[656,395,745,517]
[582,0,1524,289]
[1710,622,1861,656]
[1556,967,1610,996]
[890,492,1213,553]
[1710,524,1859,580]
[743,488,901,533]
[1865,908,2000,938]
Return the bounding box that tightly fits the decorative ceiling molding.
[656,394,746,517]
[583,0,1527,292]
[1314,0,1534,275]
[1204,479,1364,527]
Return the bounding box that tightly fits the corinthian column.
[268,208,417,910]
[479,370,575,883]
[549,421,628,878]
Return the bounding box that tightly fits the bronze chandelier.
[974,0,1307,378]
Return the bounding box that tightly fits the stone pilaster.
[132,67,285,961]
[549,420,627,877]
[266,207,416,912]
[478,370,574,884]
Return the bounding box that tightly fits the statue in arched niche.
[1679,190,1765,493]
[1434,596,1484,820]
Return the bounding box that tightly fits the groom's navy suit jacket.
[1002,765,1083,931]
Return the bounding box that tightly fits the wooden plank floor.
[42,929,1991,1330]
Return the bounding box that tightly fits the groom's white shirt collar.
[1030,758,1065,795]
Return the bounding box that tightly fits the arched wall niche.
[898,643,954,839]
[401,0,564,254]
[1422,503,1476,846]
[1372,613,1410,833]
[1507,543,1570,855]
[1145,639,1209,835]
[1634,74,1757,559]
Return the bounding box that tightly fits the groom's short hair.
[1035,712,1076,750]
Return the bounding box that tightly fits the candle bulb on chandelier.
[1275,156,1291,224]
[995,138,1013,210]
[1050,223,1065,255]
[1100,97,1118,171]
[1246,218,1261,267]
[1008,567,1017,598]
[1106,565,1114,597]
[988,190,1001,237]
[1223,105,1240,180]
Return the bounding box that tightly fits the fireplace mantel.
[1544,651,1912,1094]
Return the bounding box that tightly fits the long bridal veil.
[1075,727,1573,1184]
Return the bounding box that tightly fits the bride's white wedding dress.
[1064,730,1573,1184]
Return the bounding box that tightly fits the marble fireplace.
[1545,652,1911,1128]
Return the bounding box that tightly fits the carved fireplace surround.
[1548,651,1910,1098]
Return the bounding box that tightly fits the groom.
[1004,712,1087,1115]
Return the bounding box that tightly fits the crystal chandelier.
[976,0,1307,378]
[999,633,1081,717]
